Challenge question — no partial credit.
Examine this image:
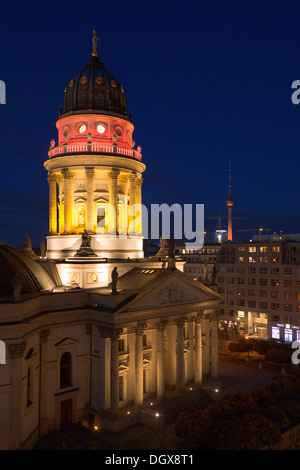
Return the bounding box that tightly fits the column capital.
[175,317,186,327]
[194,313,204,323]
[129,323,146,335]
[85,167,95,179]
[47,173,57,184]
[135,177,143,187]
[129,172,137,183]
[98,326,123,339]
[8,342,27,359]
[155,321,168,330]
[108,168,120,180]
[61,168,75,179]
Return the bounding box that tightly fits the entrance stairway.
[149,387,214,426]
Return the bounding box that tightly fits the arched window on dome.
[60,352,72,389]
[96,205,108,233]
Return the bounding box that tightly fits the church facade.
[0,34,221,450]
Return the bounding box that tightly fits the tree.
[174,392,281,450]
[265,348,291,364]
[228,338,255,358]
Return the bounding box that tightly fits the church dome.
[62,55,128,119]
[0,242,55,296]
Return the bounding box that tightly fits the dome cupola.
[62,31,127,119]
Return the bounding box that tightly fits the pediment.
[55,337,79,348]
[118,270,221,313]
[74,197,87,203]
[94,196,108,203]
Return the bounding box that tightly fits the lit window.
[97,124,106,134]
[78,124,87,134]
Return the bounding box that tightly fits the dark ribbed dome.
[0,243,55,296]
[63,55,128,118]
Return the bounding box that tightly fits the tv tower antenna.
[226,159,234,241]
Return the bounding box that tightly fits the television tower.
[226,159,234,241]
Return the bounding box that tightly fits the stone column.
[8,341,26,449]
[39,329,50,436]
[194,315,203,384]
[135,325,145,405]
[156,322,167,398]
[135,176,143,235]
[110,329,122,415]
[176,318,185,392]
[211,313,219,378]
[62,168,74,234]
[108,169,120,235]
[128,173,136,236]
[56,175,64,234]
[97,327,112,410]
[186,318,194,381]
[202,316,210,376]
[85,167,95,233]
[47,173,57,235]
[119,175,129,236]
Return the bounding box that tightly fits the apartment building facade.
[179,234,300,342]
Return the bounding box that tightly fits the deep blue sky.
[0,0,300,248]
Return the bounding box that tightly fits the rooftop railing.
[48,142,142,161]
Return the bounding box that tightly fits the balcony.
[48,142,142,161]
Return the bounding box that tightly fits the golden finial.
[92,30,99,57]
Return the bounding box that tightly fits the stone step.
[151,388,214,426]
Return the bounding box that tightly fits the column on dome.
[107,169,120,235]
[56,175,64,234]
[135,176,143,235]
[176,318,185,392]
[119,175,129,236]
[194,314,203,384]
[8,341,26,449]
[47,173,57,235]
[62,168,75,234]
[156,321,167,398]
[85,167,95,233]
[128,173,136,236]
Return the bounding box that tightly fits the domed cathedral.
[44,31,153,286]
[0,32,222,450]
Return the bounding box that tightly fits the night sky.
[1,0,300,248]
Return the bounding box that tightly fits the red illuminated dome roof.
[62,54,128,119]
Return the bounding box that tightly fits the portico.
[86,266,221,428]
